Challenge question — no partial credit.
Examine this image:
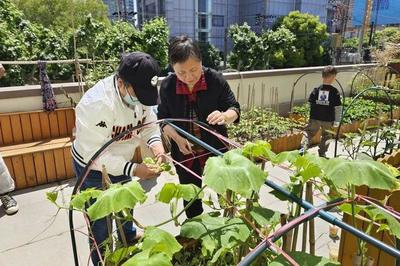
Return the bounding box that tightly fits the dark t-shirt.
[309,84,341,122]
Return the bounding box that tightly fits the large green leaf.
[156,183,203,204]
[105,245,138,265]
[242,140,276,160]
[141,226,182,259]
[122,227,181,266]
[123,249,171,266]
[70,188,102,210]
[87,181,147,220]
[249,205,281,228]
[293,154,324,182]
[180,213,251,257]
[203,150,267,197]
[270,182,303,202]
[269,251,339,266]
[322,158,400,191]
[271,150,301,164]
[363,206,400,239]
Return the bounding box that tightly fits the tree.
[198,42,222,69]
[139,17,169,69]
[12,0,110,31]
[261,26,301,68]
[1,1,170,86]
[374,27,400,46]
[276,11,328,66]
[228,23,265,71]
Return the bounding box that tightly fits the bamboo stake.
[236,83,240,102]
[291,185,304,252]
[247,84,251,110]
[301,216,308,252]
[101,165,128,248]
[281,214,292,252]
[304,82,308,102]
[306,181,316,255]
[251,83,255,109]
[261,82,265,107]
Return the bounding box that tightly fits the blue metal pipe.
[265,180,400,258]
[164,120,224,156]
[164,121,400,262]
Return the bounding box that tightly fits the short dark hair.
[322,65,337,78]
[168,35,202,65]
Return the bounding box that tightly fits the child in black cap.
[72,52,166,265]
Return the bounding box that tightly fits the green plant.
[274,11,328,67]
[338,120,399,160]
[228,107,303,143]
[198,42,222,69]
[0,1,169,86]
[292,98,392,124]
[12,0,110,31]
[47,139,400,265]
[228,23,264,71]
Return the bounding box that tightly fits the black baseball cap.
[117,52,160,106]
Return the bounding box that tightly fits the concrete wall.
[0,83,82,113]
[223,65,363,114]
[0,64,375,114]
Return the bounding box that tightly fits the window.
[159,0,165,15]
[212,15,224,27]
[198,0,207,13]
[198,14,207,29]
[145,3,156,15]
[198,32,208,42]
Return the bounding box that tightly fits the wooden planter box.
[269,132,303,153]
[378,149,400,167]
[289,110,398,147]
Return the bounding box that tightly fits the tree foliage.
[1,0,170,86]
[12,0,110,31]
[374,27,400,46]
[261,26,300,68]
[228,23,265,71]
[198,42,222,69]
[228,12,329,70]
[277,11,328,67]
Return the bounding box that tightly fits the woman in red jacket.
[157,35,240,218]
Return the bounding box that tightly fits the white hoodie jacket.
[72,75,161,178]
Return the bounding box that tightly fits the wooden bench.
[0,108,75,190]
[0,108,75,146]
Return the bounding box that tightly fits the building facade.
[103,0,136,22]
[352,0,400,27]
[134,0,331,51]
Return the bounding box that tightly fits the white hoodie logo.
[151,76,158,86]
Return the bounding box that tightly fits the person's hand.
[134,163,160,180]
[207,110,226,125]
[155,153,167,164]
[174,135,193,155]
[0,64,5,78]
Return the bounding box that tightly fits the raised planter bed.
[378,149,400,168]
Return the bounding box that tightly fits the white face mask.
[122,84,140,107]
